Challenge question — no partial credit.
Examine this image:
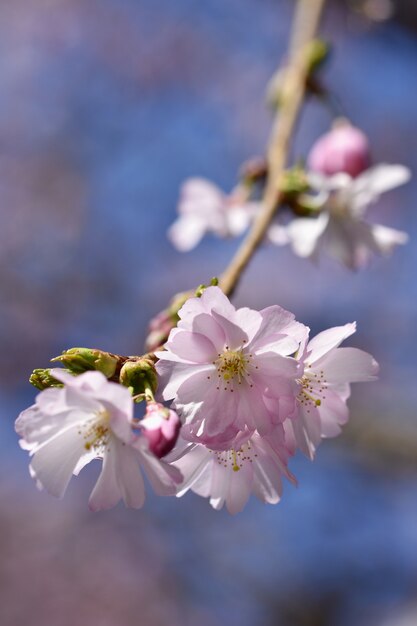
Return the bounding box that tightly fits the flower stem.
[219,0,327,298]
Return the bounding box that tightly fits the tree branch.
[219,0,327,297]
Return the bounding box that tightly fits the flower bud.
[51,348,120,378]
[119,357,158,399]
[140,402,181,458]
[29,368,64,390]
[308,122,371,178]
[145,283,218,352]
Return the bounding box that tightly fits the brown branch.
[219,0,327,297]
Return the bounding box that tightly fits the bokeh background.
[1,0,417,624]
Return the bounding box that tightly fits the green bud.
[306,38,330,75]
[30,368,64,390]
[195,277,219,298]
[119,358,158,400]
[51,347,120,378]
[281,166,309,197]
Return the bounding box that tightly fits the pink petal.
[155,360,214,401]
[191,313,226,352]
[307,323,357,364]
[248,305,300,352]
[200,286,236,318]
[318,347,379,384]
[211,310,248,350]
[318,389,350,438]
[165,330,217,363]
[226,464,253,514]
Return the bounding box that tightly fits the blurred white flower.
[269,164,411,269]
[168,178,259,251]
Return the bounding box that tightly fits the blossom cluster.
[16,286,378,514]
[169,123,411,270]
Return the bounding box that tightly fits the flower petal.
[165,330,217,363]
[307,323,357,364]
[30,423,90,498]
[318,347,379,383]
[89,438,146,511]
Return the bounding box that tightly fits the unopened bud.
[308,121,371,178]
[306,38,330,75]
[51,347,121,378]
[140,402,181,458]
[145,282,218,352]
[195,278,219,298]
[281,166,309,197]
[30,368,64,390]
[240,157,268,186]
[119,358,158,398]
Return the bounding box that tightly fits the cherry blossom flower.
[140,402,181,458]
[308,123,371,179]
[285,323,379,459]
[269,164,411,269]
[168,178,259,251]
[15,369,181,511]
[171,427,295,514]
[156,286,308,447]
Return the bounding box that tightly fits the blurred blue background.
[1,1,417,624]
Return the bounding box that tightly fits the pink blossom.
[155,286,308,447]
[171,427,295,514]
[140,402,181,458]
[285,323,379,459]
[15,370,181,511]
[168,178,259,251]
[269,164,410,269]
[308,124,371,178]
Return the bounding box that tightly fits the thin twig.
[219,0,327,297]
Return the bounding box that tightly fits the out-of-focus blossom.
[168,178,259,251]
[308,123,371,178]
[15,370,181,511]
[285,323,379,458]
[171,428,295,514]
[156,286,307,447]
[270,164,411,269]
[140,402,181,458]
[145,309,177,353]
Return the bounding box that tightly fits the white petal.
[137,441,182,496]
[307,323,356,364]
[287,213,329,258]
[89,438,145,511]
[267,223,291,246]
[351,164,411,209]
[370,223,408,253]
[318,347,379,384]
[30,423,89,498]
[168,216,207,251]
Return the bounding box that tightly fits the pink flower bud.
[141,402,181,458]
[308,124,371,178]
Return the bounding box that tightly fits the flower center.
[212,441,257,472]
[213,346,254,392]
[298,367,327,412]
[81,410,111,452]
